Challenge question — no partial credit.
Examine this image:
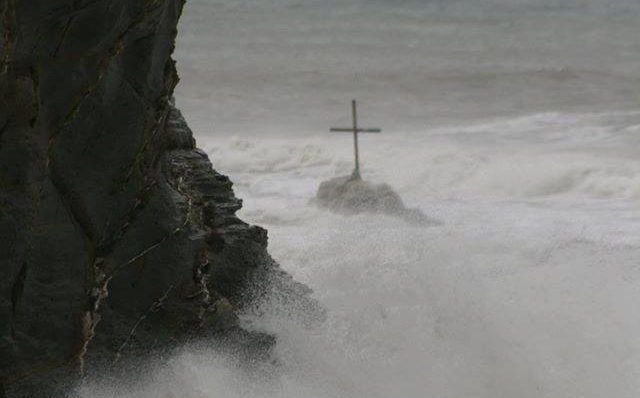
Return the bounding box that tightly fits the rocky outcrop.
[315,175,437,225]
[0,1,313,396]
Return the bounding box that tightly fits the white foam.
[81,110,640,397]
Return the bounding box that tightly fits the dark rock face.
[0,1,312,396]
[315,175,438,225]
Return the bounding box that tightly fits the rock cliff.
[0,1,312,396]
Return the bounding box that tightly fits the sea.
[81,1,640,397]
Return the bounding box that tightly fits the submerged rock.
[315,175,437,225]
[0,1,316,396]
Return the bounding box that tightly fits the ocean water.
[81,1,640,397]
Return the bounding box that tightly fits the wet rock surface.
[315,175,437,225]
[0,1,313,396]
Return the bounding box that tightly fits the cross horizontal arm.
[330,128,382,133]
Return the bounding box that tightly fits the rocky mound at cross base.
[315,175,437,225]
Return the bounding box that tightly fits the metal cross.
[330,99,381,180]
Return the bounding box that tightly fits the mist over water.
[174,0,640,135]
[82,1,640,397]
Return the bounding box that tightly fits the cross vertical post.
[330,99,381,180]
[352,99,360,178]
